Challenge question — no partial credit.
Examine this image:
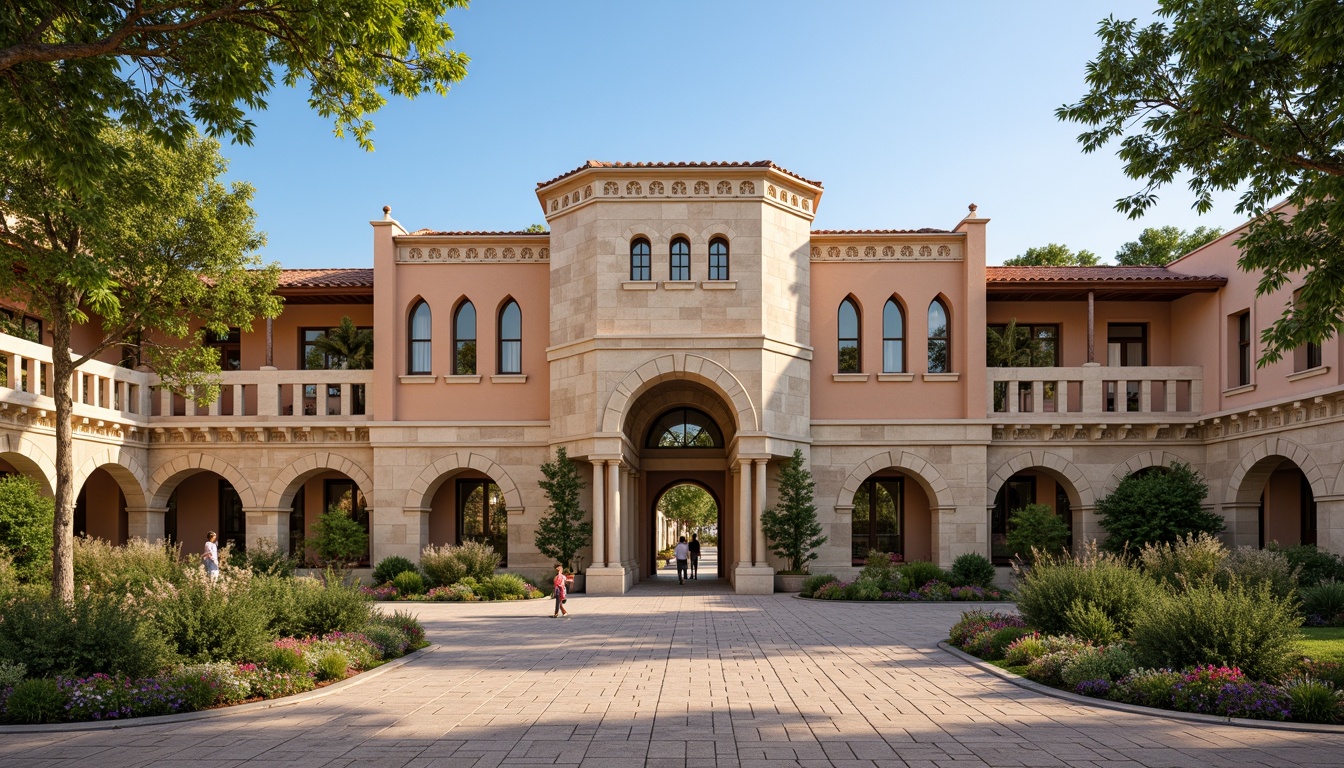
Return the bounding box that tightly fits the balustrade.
[988,365,1203,418]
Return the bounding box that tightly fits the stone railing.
[0,332,153,425]
[988,365,1203,419]
[149,368,372,421]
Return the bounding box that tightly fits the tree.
[535,448,591,574]
[1003,243,1100,266]
[657,485,717,538]
[0,1,470,195]
[309,316,373,370]
[0,127,281,601]
[1095,462,1223,555]
[760,449,827,573]
[1058,1,1344,364]
[525,224,548,233]
[1004,504,1071,564]
[986,320,1053,368]
[312,506,370,567]
[1115,226,1224,266]
[0,474,55,584]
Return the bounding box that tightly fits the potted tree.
[761,449,827,593]
[535,447,592,593]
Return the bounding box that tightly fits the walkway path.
[3,590,1342,767]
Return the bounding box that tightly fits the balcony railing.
[988,365,1203,419]
[1,333,152,423]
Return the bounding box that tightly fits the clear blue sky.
[219,1,1245,269]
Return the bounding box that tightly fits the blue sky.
[219,1,1246,269]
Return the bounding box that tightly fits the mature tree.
[986,320,1053,367]
[760,449,827,573]
[1003,243,1101,266]
[535,448,592,574]
[657,484,717,538]
[1115,225,1224,266]
[1096,462,1223,555]
[308,316,373,370]
[0,1,470,195]
[1058,1,1344,364]
[0,127,281,601]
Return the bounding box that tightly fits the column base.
[733,565,775,595]
[585,565,629,594]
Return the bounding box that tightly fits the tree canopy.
[1003,243,1100,266]
[1058,0,1344,364]
[0,0,470,193]
[657,485,717,536]
[1115,226,1224,266]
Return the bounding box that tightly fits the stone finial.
[382,205,392,220]
[968,203,979,216]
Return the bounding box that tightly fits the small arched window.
[646,408,724,448]
[630,238,651,281]
[498,300,521,375]
[883,298,905,373]
[928,298,950,373]
[708,238,729,281]
[838,298,860,373]
[408,300,432,375]
[670,237,690,281]
[453,300,477,376]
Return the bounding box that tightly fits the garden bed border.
[791,595,1013,604]
[0,643,436,734]
[938,641,1344,734]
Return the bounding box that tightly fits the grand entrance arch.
[650,480,723,580]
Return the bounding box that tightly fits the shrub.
[302,633,377,671]
[984,627,1033,660]
[237,537,298,578]
[145,570,272,663]
[1219,546,1299,600]
[265,647,307,674]
[0,552,18,599]
[1273,544,1344,588]
[1138,532,1226,591]
[1284,677,1344,723]
[534,446,593,574]
[173,662,251,708]
[801,573,838,597]
[419,542,499,587]
[0,594,173,678]
[859,551,904,592]
[899,561,948,592]
[1165,665,1290,720]
[949,553,997,588]
[0,474,53,584]
[843,579,883,601]
[1004,504,1071,563]
[391,570,425,596]
[1112,668,1183,708]
[813,580,847,600]
[3,678,66,723]
[1294,659,1344,690]
[1063,600,1120,645]
[290,571,373,635]
[1060,645,1134,688]
[1130,576,1302,681]
[759,449,826,572]
[73,537,184,594]
[1003,634,1045,666]
[480,573,528,600]
[948,610,1026,647]
[315,651,349,682]
[1095,461,1222,555]
[1026,650,1082,687]
[427,584,475,601]
[237,665,315,699]
[1014,543,1159,636]
[0,661,24,688]
[362,625,409,659]
[1302,581,1344,622]
[311,507,368,566]
[371,609,426,647]
[372,556,418,586]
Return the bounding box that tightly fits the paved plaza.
[4,582,1344,768]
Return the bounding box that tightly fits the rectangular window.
[991,476,1036,564]
[206,328,242,371]
[631,254,650,281]
[301,328,328,370]
[0,308,42,342]
[670,253,690,281]
[1307,341,1323,370]
[1106,323,1147,366]
[1237,311,1251,387]
[1292,291,1324,372]
[851,477,903,566]
[986,323,1060,366]
[708,254,728,280]
[457,479,508,566]
[219,481,245,554]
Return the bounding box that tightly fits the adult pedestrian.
[674,536,689,584]
[551,564,572,618]
[203,531,220,581]
[688,533,701,579]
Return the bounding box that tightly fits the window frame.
[838,297,861,373]
[1237,311,1252,387]
[985,322,1060,367]
[927,298,951,373]
[851,476,904,566]
[991,474,1037,565]
[407,300,433,375]
[1106,322,1148,366]
[670,237,691,281]
[452,299,477,376]
[497,299,522,375]
[708,238,730,281]
[882,298,906,374]
[630,238,652,281]
[644,407,725,449]
[206,327,242,371]
[456,478,508,566]
[219,479,246,553]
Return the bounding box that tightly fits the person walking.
[551,564,572,618]
[203,531,220,581]
[674,536,690,584]
[688,533,701,580]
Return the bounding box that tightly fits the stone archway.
[836,450,955,512]
[1102,450,1198,497]
[264,452,373,509]
[148,453,258,509]
[987,451,1094,508]
[0,432,56,495]
[600,353,759,434]
[1226,437,1329,505]
[404,452,524,512]
[74,448,149,508]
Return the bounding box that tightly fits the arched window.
[498,300,521,374]
[630,238,651,281]
[670,237,690,281]
[708,238,729,280]
[408,300,432,375]
[453,300,476,375]
[838,298,860,373]
[646,408,724,448]
[883,298,905,373]
[928,298,950,373]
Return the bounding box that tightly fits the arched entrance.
[158,470,246,554]
[651,480,722,580]
[1242,457,1319,548]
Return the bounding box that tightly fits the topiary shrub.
[315,651,349,682]
[1014,543,1159,636]
[1096,461,1222,555]
[801,573,838,598]
[372,556,418,586]
[1004,504,1070,563]
[1138,532,1226,592]
[391,570,425,596]
[3,678,66,723]
[899,561,948,592]
[1063,599,1120,645]
[949,553,997,588]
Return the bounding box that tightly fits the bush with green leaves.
[0,661,25,687]
[373,555,418,586]
[1283,677,1343,724]
[477,573,528,601]
[265,646,307,674]
[172,662,251,709]
[146,570,272,663]
[1003,634,1046,666]
[315,651,349,682]
[1014,543,1160,636]
[1063,599,1121,644]
[1272,544,1344,588]
[73,536,184,594]
[949,553,997,588]
[1218,546,1299,600]
[0,474,53,584]
[899,561,948,592]
[0,594,174,679]
[1095,461,1222,555]
[290,572,373,636]
[236,537,298,577]
[1138,532,1226,591]
[801,573,838,598]
[312,506,369,566]
[1130,576,1302,681]
[1004,504,1070,563]
[1302,581,1344,621]
[1060,645,1135,689]
[369,608,426,647]
[3,678,66,723]
[392,570,425,596]
[419,541,500,587]
[759,449,826,573]
[858,551,904,592]
[362,625,410,659]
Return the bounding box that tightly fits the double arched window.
[882,299,905,373]
[670,237,691,281]
[708,238,729,280]
[453,300,477,375]
[928,298,951,373]
[630,238,651,281]
[408,300,432,375]
[498,300,521,375]
[838,298,860,373]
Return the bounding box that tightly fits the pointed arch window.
[453,300,477,375]
[498,300,522,375]
[928,298,950,373]
[883,298,905,373]
[670,237,691,281]
[408,300,432,375]
[838,298,860,373]
[630,238,651,281]
[708,238,729,280]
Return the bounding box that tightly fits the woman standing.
[551,564,572,618]
[203,531,220,581]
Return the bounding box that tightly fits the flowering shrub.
[948,610,1026,648]
[813,580,849,600]
[1110,666,1291,720]
[1074,679,1111,698]
[235,664,315,699]
[360,585,398,601]
[59,673,190,721]
[172,663,251,708]
[301,632,378,670]
[949,585,1005,601]
[372,609,426,647]
[1002,633,1045,666]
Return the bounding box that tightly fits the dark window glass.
[1302,473,1318,547]
[928,299,950,373]
[324,478,370,565]
[289,486,306,561]
[670,238,690,281]
[986,323,1059,367]
[708,239,729,280]
[630,239,651,281]
[458,479,508,566]
[498,300,522,374]
[838,298,860,373]
[206,328,242,371]
[1106,323,1147,365]
[453,300,476,375]
[851,477,903,566]
[408,300,432,375]
[1238,311,1251,386]
[882,299,905,373]
[1307,341,1323,370]
[645,407,724,448]
[991,475,1036,564]
[220,481,245,554]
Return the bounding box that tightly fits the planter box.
[568,573,585,594]
[774,573,808,593]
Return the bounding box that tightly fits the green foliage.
[362,625,410,659]
[1004,504,1071,563]
[146,572,272,662]
[1219,546,1299,600]
[657,484,718,537]
[1061,645,1135,688]
[73,537,185,594]
[391,571,425,596]
[315,651,349,682]
[858,551,904,592]
[1284,677,1344,723]
[1131,577,1302,681]
[985,627,1033,660]
[843,580,883,601]
[369,609,425,648]
[312,506,369,566]
[899,561,949,592]
[1274,544,1344,588]
[265,647,307,675]
[986,319,1057,368]
[476,573,528,601]
[0,595,173,678]
[419,544,467,588]
[1003,634,1047,667]
[0,660,25,687]
[1015,543,1160,636]
[3,678,66,723]
[534,447,591,574]
[1115,225,1223,265]
[1057,2,1344,364]
[1138,532,1226,591]
[1063,600,1120,645]
[373,556,418,586]
[235,537,298,578]
[1095,462,1220,554]
[1302,582,1344,620]
[0,475,53,584]
[309,316,373,370]
[290,572,373,636]
[800,573,839,598]
[1002,243,1100,266]
[949,553,997,588]
[760,449,826,572]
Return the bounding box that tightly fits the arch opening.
[652,481,720,582]
[425,469,509,567]
[990,468,1079,564]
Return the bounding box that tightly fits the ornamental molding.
[542,174,817,220]
[809,241,962,262]
[396,243,550,263]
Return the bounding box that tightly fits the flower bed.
[799,552,1010,602]
[361,574,546,602]
[811,579,1010,602]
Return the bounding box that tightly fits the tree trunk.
[50,314,76,602]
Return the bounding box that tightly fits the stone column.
[1221,502,1261,549]
[243,507,290,556]
[586,458,627,594]
[125,506,168,542]
[737,460,752,565]
[1316,496,1344,555]
[607,460,622,568]
[591,461,605,568]
[732,458,774,595]
[1073,504,1100,549]
[753,458,768,565]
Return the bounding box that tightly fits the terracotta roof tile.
[277,269,374,289]
[406,229,548,237]
[536,160,822,189]
[986,266,1224,282]
[812,228,952,235]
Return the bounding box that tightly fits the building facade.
[1,160,1341,593]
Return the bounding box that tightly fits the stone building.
[1,160,1340,593]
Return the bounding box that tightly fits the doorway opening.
[652,481,722,581]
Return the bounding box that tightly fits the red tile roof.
[986,266,1223,282]
[406,229,548,237]
[537,160,822,189]
[812,228,952,235]
[277,269,374,288]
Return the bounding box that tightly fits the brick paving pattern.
[3,580,1343,767]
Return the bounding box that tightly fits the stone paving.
[4,579,1344,767]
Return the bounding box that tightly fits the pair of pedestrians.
[675,533,701,584]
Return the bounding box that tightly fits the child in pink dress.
[551,564,572,618]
